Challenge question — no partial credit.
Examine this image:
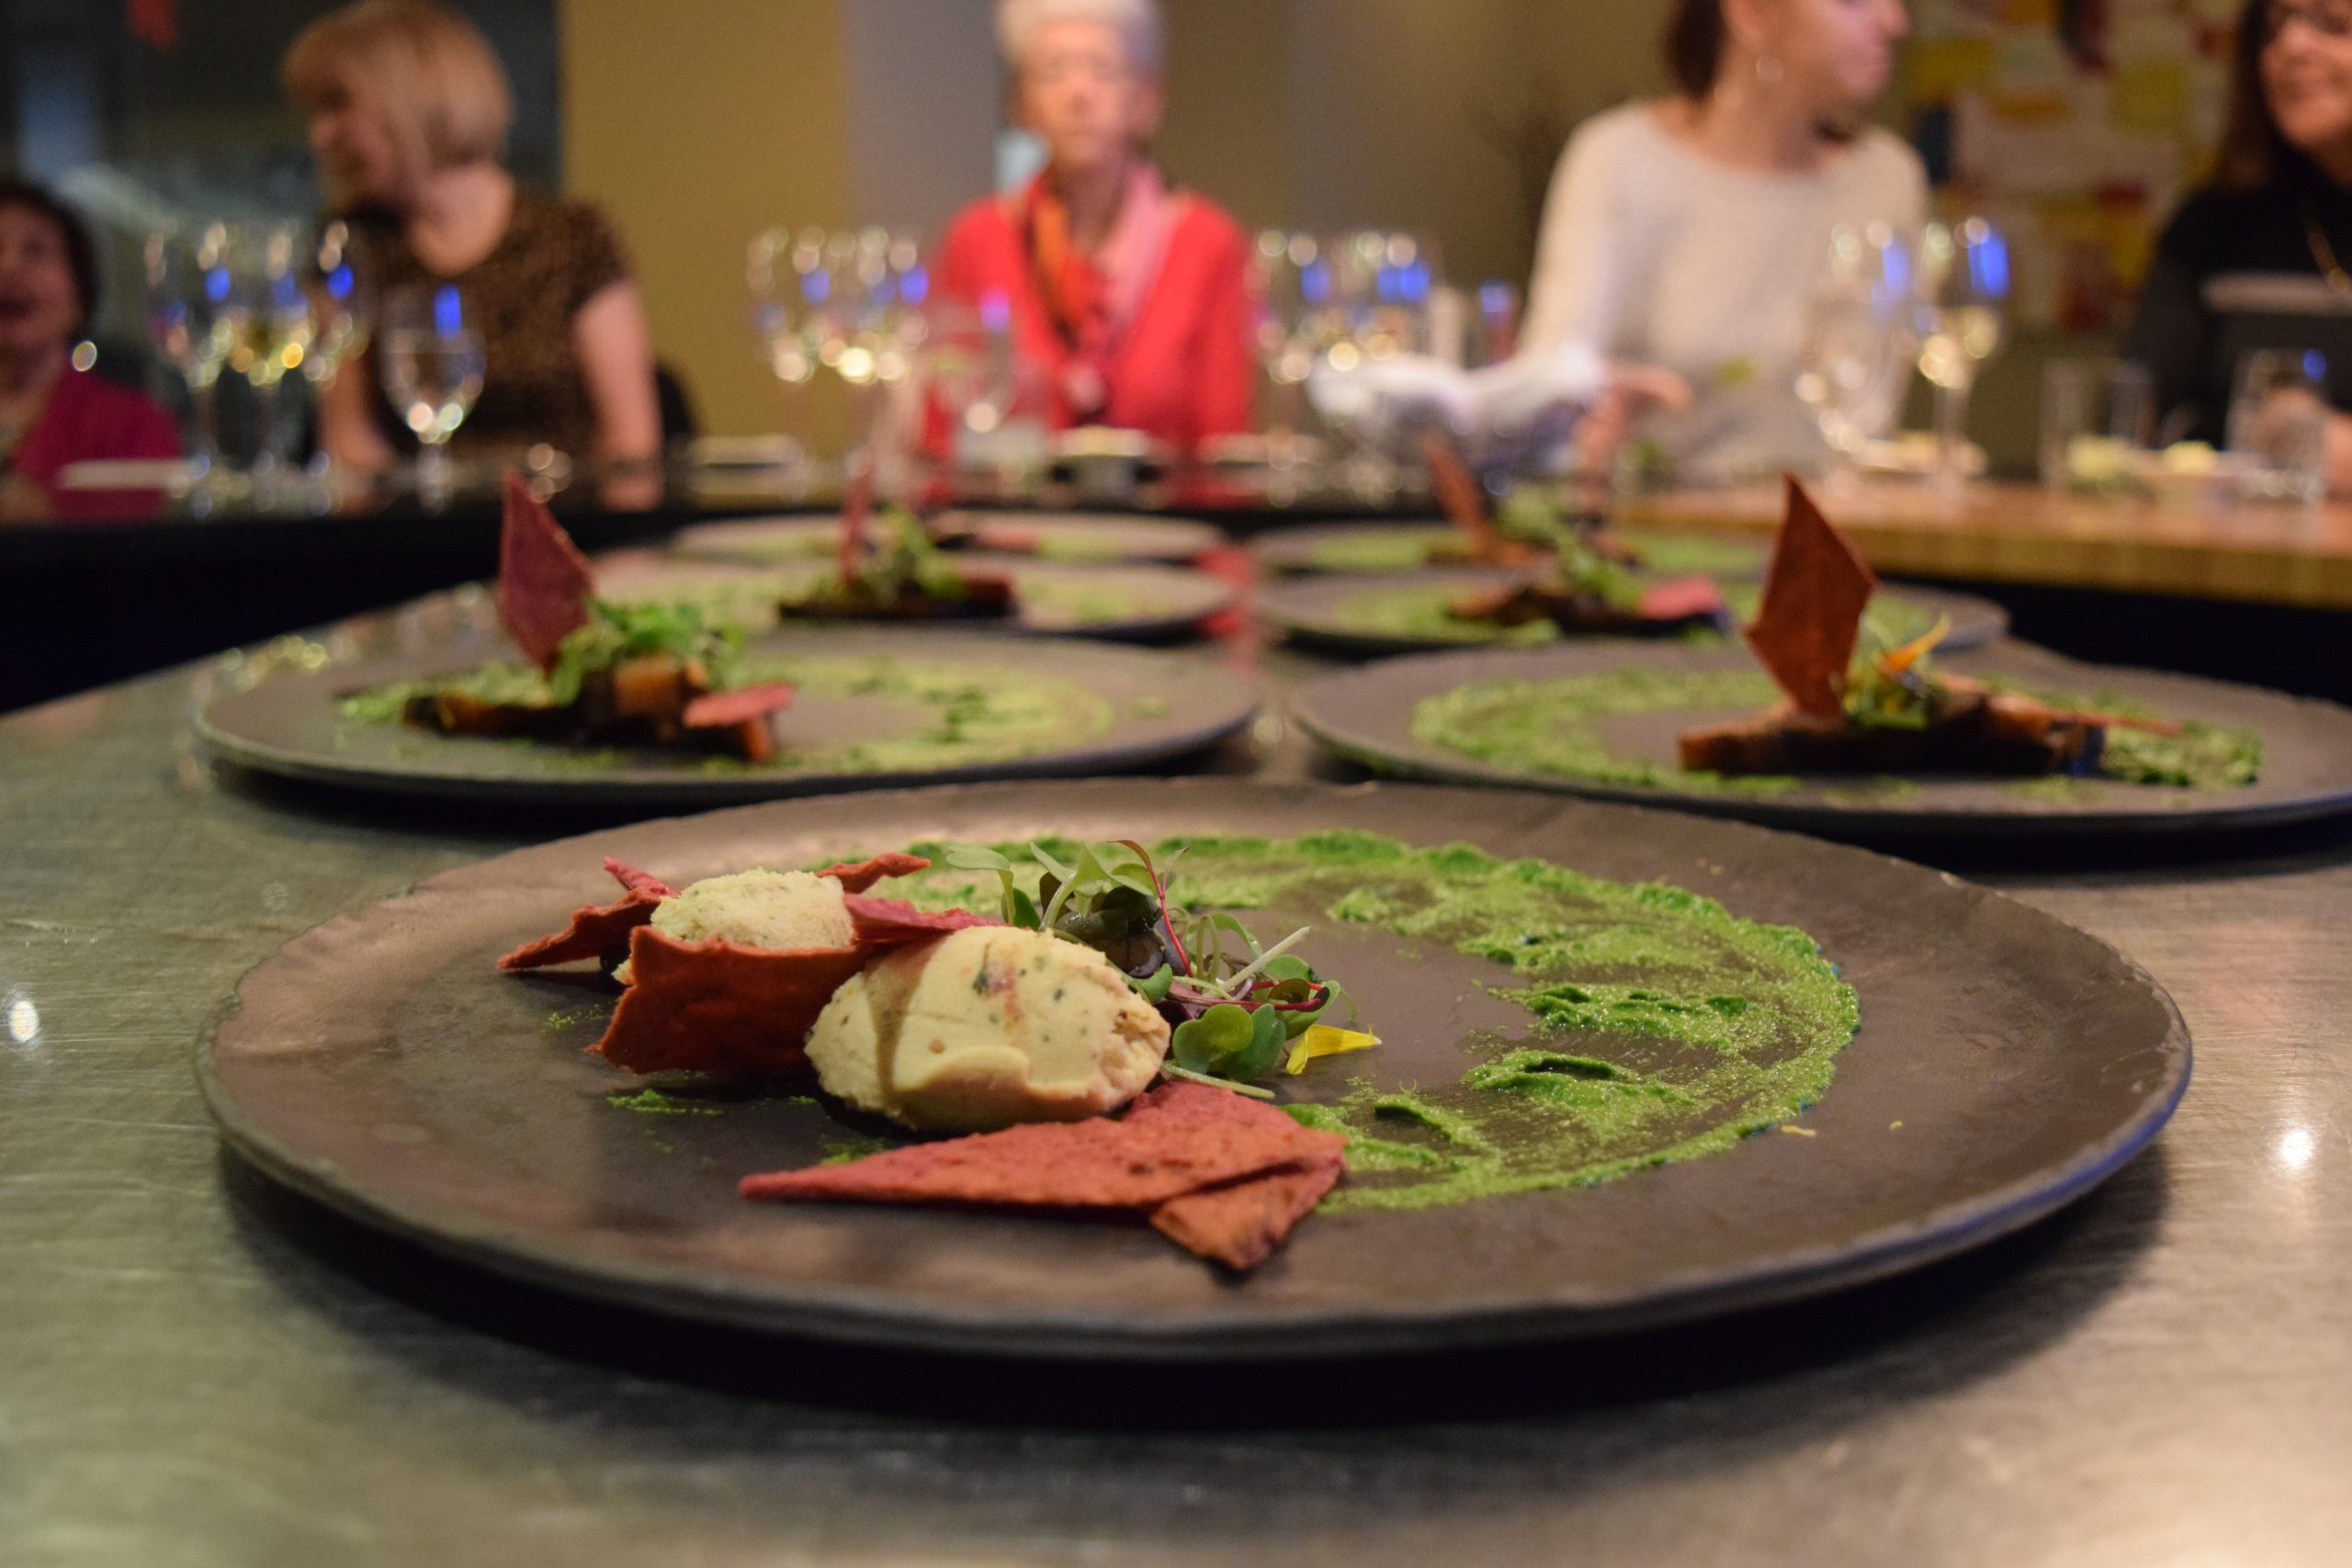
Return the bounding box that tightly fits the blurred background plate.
[597,555,1238,641]
[1253,522,1769,580]
[1294,640,2352,841]
[672,511,1228,566]
[197,630,1261,807]
[1258,570,2007,657]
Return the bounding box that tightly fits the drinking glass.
[378,286,486,510]
[746,224,828,470]
[2040,359,2154,491]
[1794,222,1918,490]
[233,224,319,496]
[299,219,373,386]
[918,293,1011,461]
[1250,230,1332,468]
[141,223,243,497]
[2228,348,2329,502]
[1917,216,2010,493]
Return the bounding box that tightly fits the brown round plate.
[1294,640,2352,840]
[199,779,2188,1359]
[1253,523,1769,580]
[597,555,1236,642]
[196,630,1261,807]
[1257,570,2007,657]
[672,512,1229,567]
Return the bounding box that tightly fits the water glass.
[2228,349,2329,502]
[2040,359,2154,491]
[1795,222,1917,487]
[379,286,486,510]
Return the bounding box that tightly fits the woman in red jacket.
[0,181,181,522]
[934,0,1255,456]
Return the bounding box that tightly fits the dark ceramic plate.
[591,555,1235,643]
[196,631,1261,807]
[1253,522,1769,580]
[1294,641,2352,840]
[200,779,2188,1360]
[672,512,1229,566]
[1257,570,2007,657]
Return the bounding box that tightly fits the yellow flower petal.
[1284,1024,1381,1077]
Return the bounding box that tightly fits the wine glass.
[746,224,828,475]
[141,223,243,499]
[918,292,1022,488]
[1917,216,2010,493]
[378,285,485,511]
[1250,229,1331,468]
[1795,222,1919,491]
[300,219,373,387]
[232,223,319,499]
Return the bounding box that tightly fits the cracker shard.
[1744,475,1879,719]
[740,1080,1348,1270]
[495,470,596,671]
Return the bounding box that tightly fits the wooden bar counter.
[1620,481,2352,613]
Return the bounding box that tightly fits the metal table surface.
[5,616,2350,1566]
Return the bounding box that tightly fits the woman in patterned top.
[284,0,662,506]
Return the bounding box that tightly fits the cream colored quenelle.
[611,869,852,985]
[808,926,1172,1134]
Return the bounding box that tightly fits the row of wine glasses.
[142,220,489,509]
[1795,215,2011,491]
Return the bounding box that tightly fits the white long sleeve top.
[1522,104,1928,483]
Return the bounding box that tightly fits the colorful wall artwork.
[1902,0,2242,332]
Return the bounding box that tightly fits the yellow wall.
[560,0,854,442]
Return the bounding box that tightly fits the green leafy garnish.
[547,599,745,705]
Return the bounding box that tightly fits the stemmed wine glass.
[378,284,485,511]
[1250,229,1333,469]
[746,225,828,476]
[1917,216,2010,493]
[1795,222,1919,492]
[292,220,373,502]
[231,223,321,501]
[142,223,243,502]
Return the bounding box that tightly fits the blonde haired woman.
[933,0,1254,454]
[284,0,661,503]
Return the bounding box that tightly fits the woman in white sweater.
[1526,0,1926,484]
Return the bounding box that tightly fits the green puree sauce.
[337,652,1114,775]
[1328,584,1941,647]
[1413,668,2263,794]
[891,830,1860,1213]
[1306,528,1762,579]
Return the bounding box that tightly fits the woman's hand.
[1574,361,1690,482]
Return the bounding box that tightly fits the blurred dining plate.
[200,777,2188,1359]
[596,555,1236,641]
[1258,570,2007,658]
[196,630,1260,807]
[52,458,199,491]
[1293,640,2352,841]
[1252,522,1769,579]
[672,511,1227,566]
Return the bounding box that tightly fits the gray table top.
[6,615,2349,1567]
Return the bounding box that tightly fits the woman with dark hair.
[0,180,181,520]
[1521,0,1922,482]
[2125,0,2352,486]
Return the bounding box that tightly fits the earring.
[1756,53,1785,86]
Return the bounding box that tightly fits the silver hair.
[996,0,1164,75]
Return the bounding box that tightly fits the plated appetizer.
[1423,436,1730,637]
[501,840,1374,1271]
[387,474,792,761]
[781,502,1016,623]
[1679,479,2194,780]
